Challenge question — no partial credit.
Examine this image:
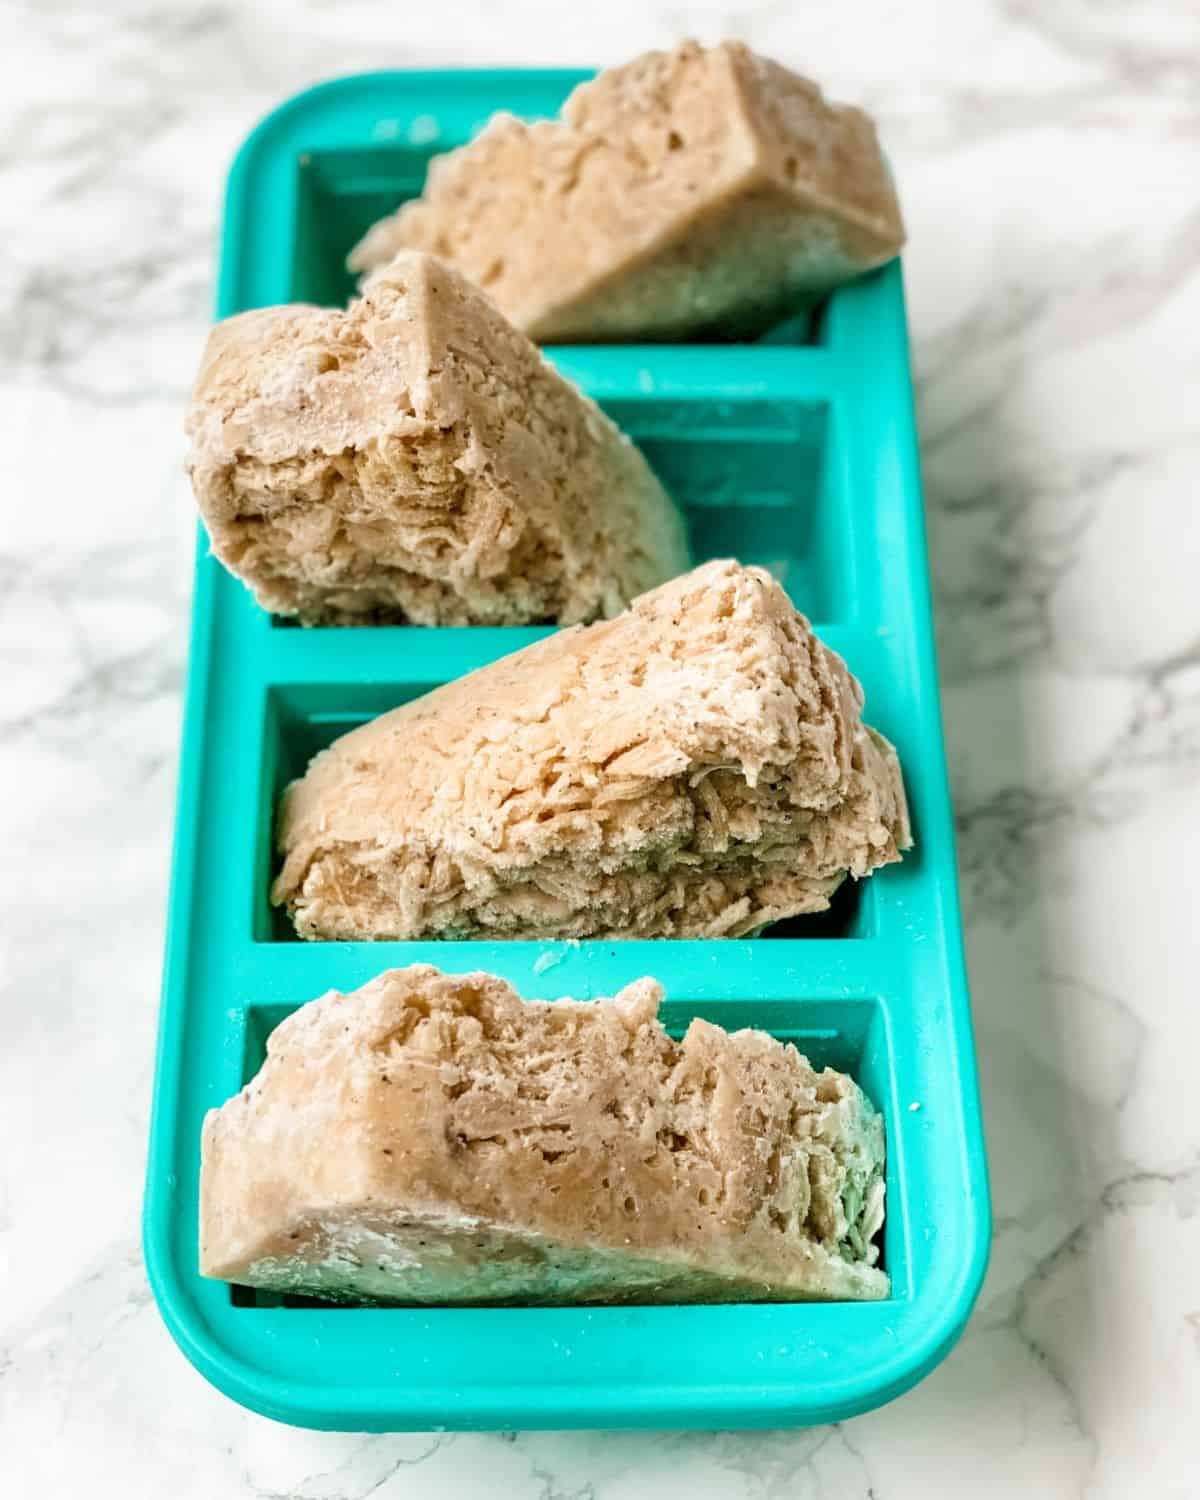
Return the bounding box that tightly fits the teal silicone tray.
[144,70,990,1432]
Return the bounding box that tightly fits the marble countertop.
[4,1,1198,1494]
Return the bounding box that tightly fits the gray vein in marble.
[973,1163,1200,1489]
[1004,1160,1200,1372]
[0,95,178,200]
[1042,971,1149,1118]
[245,1436,456,1500]
[3,250,211,403]
[0,547,184,737]
[953,650,1200,923]
[530,1465,595,1500]
[1,1244,152,1381]
[1001,0,1200,92]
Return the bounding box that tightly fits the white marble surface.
[3,0,1199,1493]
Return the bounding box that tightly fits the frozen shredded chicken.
[200,964,888,1304]
[273,560,911,941]
[350,40,905,341]
[184,251,687,624]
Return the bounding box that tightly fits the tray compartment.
[608,394,853,622]
[254,680,431,941]
[293,144,442,306]
[253,659,885,945]
[226,990,902,1309]
[267,380,847,628]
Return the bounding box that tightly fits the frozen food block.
[184,252,688,624]
[349,41,905,342]
[200,965,889,1304]
[273,560,911,940]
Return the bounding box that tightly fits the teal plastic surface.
[144,70,990,1433]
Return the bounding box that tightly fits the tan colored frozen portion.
[184,252,688,624]
[349,41,905,342]
[273,560,911,941]
[200,965,889,1304]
